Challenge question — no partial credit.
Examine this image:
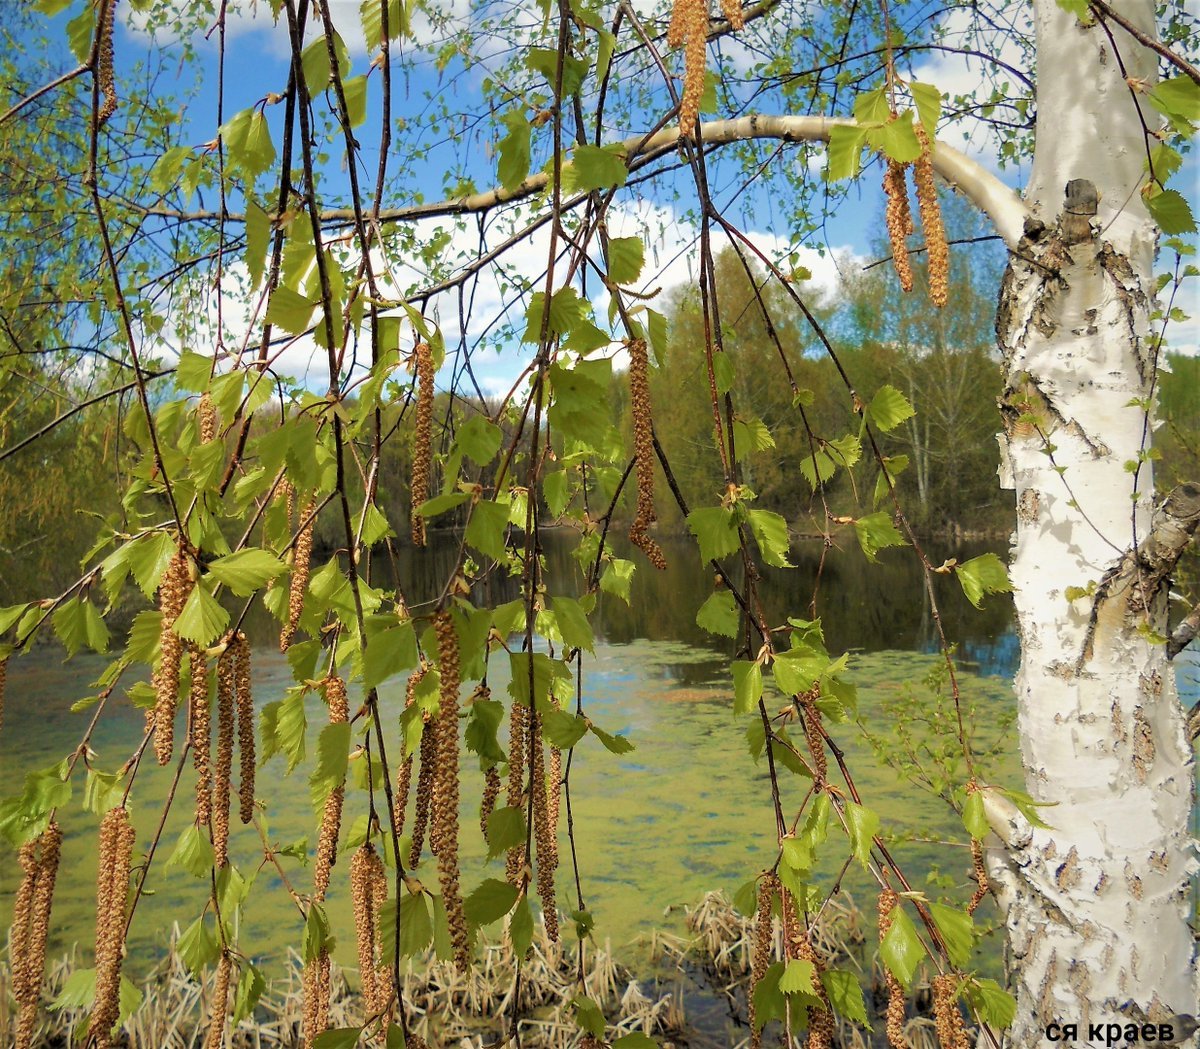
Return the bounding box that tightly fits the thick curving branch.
[135,115,1031,248]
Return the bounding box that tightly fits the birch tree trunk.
[986,0,1199,1042]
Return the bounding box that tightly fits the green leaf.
[173,583,230,647]
[314,1028,364,1049]
[827,124,868,181]
[301,36,333,94]
[178,915,221,974]
[687,506,740,563]
[303,904,332,963]
[608,236,644,285]
[541,707,589,749]
[844,801,879,869]
[207,548,287,596]
[879,903,924,989]
[543,470,570,517]
[456,415,503,464]
[752,961,788,1029]
[485,806,526,860]
[245,198,271,290]
[779,958,821,1000]
[563,144,628,192]
[464,878,519,925]
[928,902,975,968]
[599,558,635,603]
[220,109,276,179]
[910,81,942,135]
[1147,189,1196,235]
[962,791,988,839]
[310,722,351,808]
[548,596,594,654]
[233,963,267,1025]
[964,978,1016,1028]
[589,722,634,753]
[612,1035,659,1048]
[400,892,434,957]
[169,825,215,878]
[362,621,418,690]
[872,115,921,162]
[1149,75,1200,122]
[264,285,317,334]
[466,499,510,563]
[525,47,588,98]
[854,512,906,563]
[696,589,739,638]
[498,107,532,191]
[746,509,792,567]
[732,660,763,715]
[956,553,1013,609]
[712,353,735,394]
[573,995,607,1038]
[733,416,775,460]
[342,75,368,127]
[854,87,890,124]
[509,895,534,957]
[260,689,307,772]
[823,969,870,1026]
[869,385,916,432]
[50,968,97,1011]
[53,598,109,656]
[524,288,587,344]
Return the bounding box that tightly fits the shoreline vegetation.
[2,893,982,1048]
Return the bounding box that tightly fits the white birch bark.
[985,1,1199,1043]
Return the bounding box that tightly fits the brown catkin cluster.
[878,887,909,1049]
[432,612,470,971]
[154,547,194,765]
[667,0,708,136]
[11,821,62,1049]
[749,873,778,1049]
[91,807,135,1049]
[351,843,391,1028]
[913,123,949,308]
[968,838,989,914]
[481,764,501,840]
[302,947,331,1049]
[410,342,434,547]
[546,746,562,865]
[213,641,237,868]
[883,160,915,293]
[314,677,350,901]
[720,0,745,29]
[281,500,316,652]
[189,646,212,826]
[205,952,232,1049]
[96,0,118,126]
[782,891,833,1049]
[408,707,436,868]
[394,666,426,840]
[505,699,528,887]
[234,633,255,824]
[627,338,667,570]
[932,974,970,1049]
[530,710,559,942]
[0,655,8,734]
[198,391,218,443]
[799,689,827,782]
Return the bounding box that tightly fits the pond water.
[0,531,1192,993]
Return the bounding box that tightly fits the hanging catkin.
[394,666,426,840]
[198,391,218,443]
[668,0,709,135]
[11,821,61,1049]
[302,946,331,1049]
[234,632,255,824]
[480,765,501,840]
[913,122,949,308]
[205,952,232,1049]
[281,500,316,652]
[0,655,8,734]
[432,611,469,972]
[530,709,559,941]
[351,843,391,1026]
[410,342,434,547]
[720,0,745,29]
[879,886,910,1049]
[190,646,212,826]
[932,974,971,1049]
[408,710,436,869]
[799,689,827,782]
[627,338,667,570]
[965,781,988,915]
[91,807,135,1049]
[96,0,118,126]
[214,641,236,868]
[545,745,562,868]
[505,699,528,887]
[782,889,833,1049]
[884,160,915,293]
[154,547,193,765]
[749,873,778,1049]
[314,676,350,901]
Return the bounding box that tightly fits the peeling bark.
[985,3,1199,1041]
